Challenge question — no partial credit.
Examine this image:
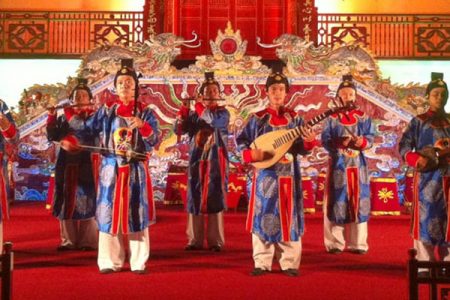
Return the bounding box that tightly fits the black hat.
[426,72,448,101]
[69,78,93,102]
[199,71,220,95]
[265,62,289,92]
[337,74,356,93]
[114,58,140,99]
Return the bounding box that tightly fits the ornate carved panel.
[330,25,368,47]
[7,23,46,51]
[416,27,450,56]
[94,24,130,46]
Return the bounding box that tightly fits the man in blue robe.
[321,75,374,255]
[175,72,229,252]
[236,64,318,276]
[47,78,98,251]
[399,72,450,269]
[68,59,159,274]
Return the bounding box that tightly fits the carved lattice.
[330,25,368,47]
[94,24,130,46]
[8,23,46,51]
[416,27,450,55]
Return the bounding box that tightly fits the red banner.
[303,176,315,213]
[403,173,414,208]
[315,172,326,211]
[163,170,246,210]
[370,178,401,216]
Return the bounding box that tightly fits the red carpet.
[4,202,414,299]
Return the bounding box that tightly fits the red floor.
[4,202,414,299]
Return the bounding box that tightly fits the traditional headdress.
[69,78,92,102]
[337,74,356,94]
[425,72,448,102]
[265,62,289,92]
[199,71,220,95]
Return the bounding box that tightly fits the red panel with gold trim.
[370,178,401,216]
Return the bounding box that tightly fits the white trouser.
[97,228,149,271]
[324,215,369,251]
[252,233,302,271]
[186,212,225,248]
[60,218,98,249]
[415,239,450,262]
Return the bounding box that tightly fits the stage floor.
[5,202,415,299]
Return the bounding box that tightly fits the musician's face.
[203,84,220,108]
[338,87,356,104]
[267,83,287,110]
[116,75,136,103]
[73,90,90,106]
[428,87,447,111]
[73,90,90,113]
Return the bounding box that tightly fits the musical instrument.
[46,103,94,110]
[53,142,148,161]
[416,138,450,172]
[181,97,225,102]
[250,103,355,169]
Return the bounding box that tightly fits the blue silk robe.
[46,110,97,220]
[87,102,159,234]
[175,106,229,214]
[321,109,374,224]
[236,108,308,243]
[399,111,450,245]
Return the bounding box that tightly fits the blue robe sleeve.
[85,105,109,137]
[399,118,418,159]
[140,107,159,149]
[360,116,375,149]
[236,116,257,152]
[321,118,337,154]
[199,107,230,129]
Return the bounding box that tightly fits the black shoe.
[327,248,343,254]
[184,244,202,251]
[79,246,96,251]
[282,268,299,277]
[57,245,75,251]
[350,249,367,255]
[132,269,148,275]
[209,245,222,252]
[250,268,269,276]
[99,268,115,274]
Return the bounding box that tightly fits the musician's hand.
[47,106,56,115]
[300,126,315,142]
[353,136,365,148]
[341,136,352,147]
[416,155,431,171]
[0,114,11,131]
[128,117,144,130]
[60,139,81,153]
[196,94,204,105]
[251,149,273,162]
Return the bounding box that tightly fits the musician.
[69,59,159,274]
[236,64,318,276]
[46,78,98,251]
[321,75,374,255]
[0,100,17,253]
[399,72,450,267]
[174,72,229,252]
